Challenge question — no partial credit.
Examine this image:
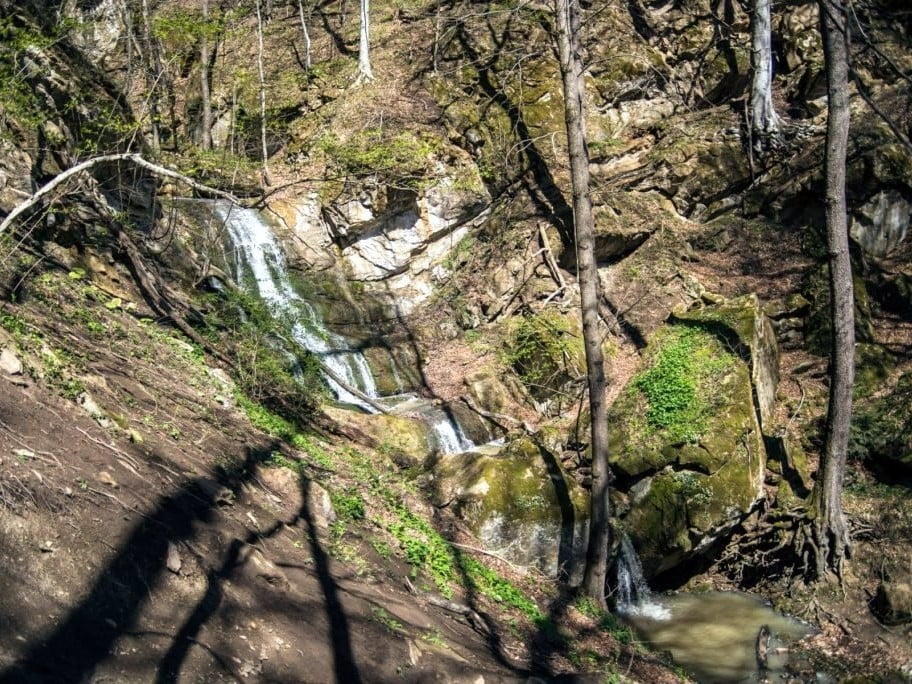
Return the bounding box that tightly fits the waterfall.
[616,533,670,620]
[213,201,475,453]
[217,201,379,410]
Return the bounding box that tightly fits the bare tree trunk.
[750,0,780,152]
[199,0,213,150]
[554,0,612,605]
[809,0,853,578]
[254,0,271,186]
[140,0,161,152]
[297,0,312,70]
[356,0,374,82]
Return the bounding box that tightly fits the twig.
[75,426,141,471]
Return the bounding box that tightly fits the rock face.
[280,177,489,314]
[336,180,489,311]
[851,190,912,259]
[607,297,776,577]
[426,436,589,579]
[873,578,912,625]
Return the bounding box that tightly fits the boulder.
[873,578,912,625]
[851,190,912,259]
[672,293,779,427]
[606,304,770,577]
[426,436,589,579]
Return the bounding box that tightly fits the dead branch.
[0,152,243,236]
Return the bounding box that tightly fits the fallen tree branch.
[0,152,243,236]
[459,394,532,434]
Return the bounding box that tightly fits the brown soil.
[0,260,682,683]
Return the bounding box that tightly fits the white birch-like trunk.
[200,0,213,150]
[297,0,312,70]
[356,0,374,81]
[750,0,780,150]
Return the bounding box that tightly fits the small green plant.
[371,606,404,634]
[599,612,634,645]
[371,537,392,559]
[330,489,365,522]
[504,309,583,397]
[575,596,601,619]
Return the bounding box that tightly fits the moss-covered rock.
[607,301,770,577]
[503,309,586,404]
[323,406,431,466]
[849,371,912,474]
[426,436,589,578]
[804,267,876,356]
[854,342,895,399]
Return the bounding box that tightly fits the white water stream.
[214,201,475,454]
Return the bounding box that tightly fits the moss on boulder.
[607,299,772,577]
[426,436,589,578]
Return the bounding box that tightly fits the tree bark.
[749,0,780,151]
[200,0,212,150]
[554,0,612,605]
[199,0,213,150]
[810,0,853,578]
[356,0,374,82]
[254,0,271,185]
[140,0,161,151]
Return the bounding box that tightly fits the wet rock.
[426,436,588,579]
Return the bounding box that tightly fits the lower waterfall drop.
[615,533,670,620]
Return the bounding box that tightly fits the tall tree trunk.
[749,0,780,152]
[254,0,271,185]
[199,0,213,150]
[356,0,374,81]
[297,0,312,71]
[810,0,853,578]
[140,0,161,152]
[554,0,612,606]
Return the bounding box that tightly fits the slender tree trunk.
[554,0,612,606]
[356,0,374,82]
[254,0,271,185]
[140,0,161,152]
[297,0,312,71]
[199,0,213,150]
[750,0,780,151]
[810,0,853,578]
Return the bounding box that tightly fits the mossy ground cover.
[629,323,736,446]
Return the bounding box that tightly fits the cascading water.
[213,201,475,454]
[615,533,670,620]
[216,201,379,410]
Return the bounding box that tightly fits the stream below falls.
[616,536,812,683]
